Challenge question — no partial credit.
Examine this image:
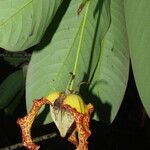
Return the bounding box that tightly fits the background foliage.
[0,0,150,127]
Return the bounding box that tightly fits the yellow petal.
[45,92,60,104]
[63,94,88,114]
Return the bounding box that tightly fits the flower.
[17,92,94,150]
[62,94,94,150]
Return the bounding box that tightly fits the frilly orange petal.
[17,98,47,150]
[63,103,94,150]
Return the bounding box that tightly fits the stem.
[68,1,90,91]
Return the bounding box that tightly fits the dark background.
[0,0,150,149]
[0,50,150,150]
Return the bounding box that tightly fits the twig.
[0,132,57,150]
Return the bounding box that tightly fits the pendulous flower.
[17,92,94,150]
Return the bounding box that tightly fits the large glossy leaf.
[0,0,62,51]
[26,0,110,124]
[90,0,130,124]
[0,70,24,109]
[124,0,150,116]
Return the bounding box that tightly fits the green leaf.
[4,51,30,66]
[124,0,150,116]
[0,0,62,51]
[26,0,110,124]
[4,88,24,115]
[0,70,24,109]
[90,0,130,124]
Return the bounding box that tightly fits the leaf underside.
[124,0,150,116]
[26,0,109,125]
[0,0,62,51]
[90,0,130,124]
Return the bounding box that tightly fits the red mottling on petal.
[17,98,48,150]
[17,92,94,150]
[63,103,94,150]
[68,129,79,146]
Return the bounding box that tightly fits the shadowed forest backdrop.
[0,0,150,149]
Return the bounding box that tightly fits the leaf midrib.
[51,1,91,90]
[70,1,90,90]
